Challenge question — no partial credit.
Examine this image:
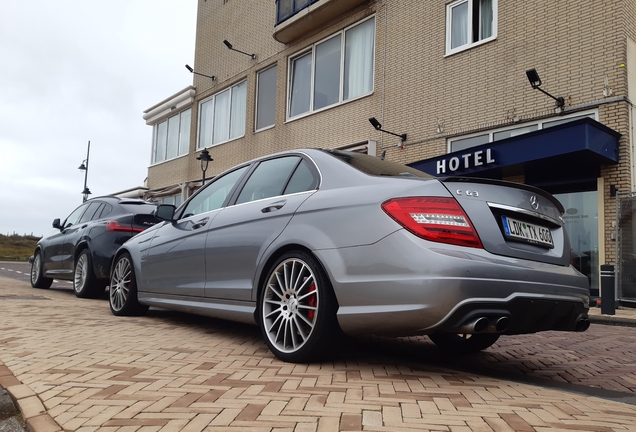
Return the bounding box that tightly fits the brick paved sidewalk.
[2,276,636,432]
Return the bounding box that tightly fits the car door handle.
[261,201,286,213]
[192,218,209,229]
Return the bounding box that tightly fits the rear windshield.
[120,202,157,214]
[322,149,433,178]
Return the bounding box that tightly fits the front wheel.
[428,333,500,354]
[30,251,53,289]
[258,251,339,363]
[109,253,148,316]
[73,249,105,299]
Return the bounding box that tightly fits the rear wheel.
[258,251,339,363]
[30,251,53,289]
[73,249,105,299]
[109,253,148,316]
[428,333,500,354]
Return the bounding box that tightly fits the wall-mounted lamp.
[196,148,214,185]
[185,64,216,81]
[525,68,564,108]
[223,40,256,59]
[368,117,407,142]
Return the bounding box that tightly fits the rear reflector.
[382,197,483,248]
[106,221,144,233]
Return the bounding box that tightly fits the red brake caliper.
[307,283,317,321]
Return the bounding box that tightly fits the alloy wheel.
[31,254,41,284]
[74,253,89,293]
[262,258,319,354]
[110,256,132,312]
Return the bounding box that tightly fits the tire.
[109,253,148,316]
[258,251,340,363]
[428,333,500,354]
[30,251,53,289]
[73,249,105,299]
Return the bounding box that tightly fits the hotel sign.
[436,148,496,175]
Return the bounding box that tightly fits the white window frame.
[286,15,375,121]
[150,108,192,166]
[255,64,278,132]
[197,80,247,149]
[447,110,599,152]
[445,0,498,56]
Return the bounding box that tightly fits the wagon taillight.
[106,221,144,233]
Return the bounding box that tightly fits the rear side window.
[284,159,318,194]
[78,202,103,223]
[119,203,157,215]
[236,157,301,204]
[98,204,113,219]
[323,149,433,178]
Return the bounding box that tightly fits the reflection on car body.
[108,149,590,363]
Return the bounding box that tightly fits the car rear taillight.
[106,221,144,233]
[382,197,483,248]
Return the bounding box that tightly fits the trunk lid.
[441,177,570,266]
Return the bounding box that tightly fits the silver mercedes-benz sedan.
[109,148,590,362]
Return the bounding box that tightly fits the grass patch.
[0,234,40,261]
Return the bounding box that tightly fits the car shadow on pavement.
[80,298,636,406]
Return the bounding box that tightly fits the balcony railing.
[273,0,368,43]
[276,0,320,26]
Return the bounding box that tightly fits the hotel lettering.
[437,149,496,175]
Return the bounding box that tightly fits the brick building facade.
[143,0,636,297]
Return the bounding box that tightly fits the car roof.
[84,196,155,205]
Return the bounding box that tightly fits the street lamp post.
[196,148,213,185]
[78,141,91,202]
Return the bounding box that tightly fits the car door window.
[63,204,90,228]
[78,202,102,223]
[181,166,249,218]
[284,159,318,194]
[236,157,301,204]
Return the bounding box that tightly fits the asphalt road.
[0,261,73,290]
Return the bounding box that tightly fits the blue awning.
[409,117,620,178]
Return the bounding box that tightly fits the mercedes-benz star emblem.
[530,195,539,210]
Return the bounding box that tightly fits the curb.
[590,315,636,327]
[0,364,62,432]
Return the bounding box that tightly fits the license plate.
[501,216,554,248]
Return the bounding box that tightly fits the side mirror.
[154,204,177,222]
[52,218,62,230]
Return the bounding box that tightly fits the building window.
[160,194,183,208]
[151,109,191,164]
[198,81,247,148]
[256,65,277,131]
[446,0,497,55]
[448,111,597,152]
[287,16,375,119]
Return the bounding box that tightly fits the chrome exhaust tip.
[494,316,510,333]
[454,316,490,334]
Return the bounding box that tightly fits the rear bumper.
[314,229,589,336]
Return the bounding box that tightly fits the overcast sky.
[0,1,197,237]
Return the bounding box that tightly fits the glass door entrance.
[554,191,599,295]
